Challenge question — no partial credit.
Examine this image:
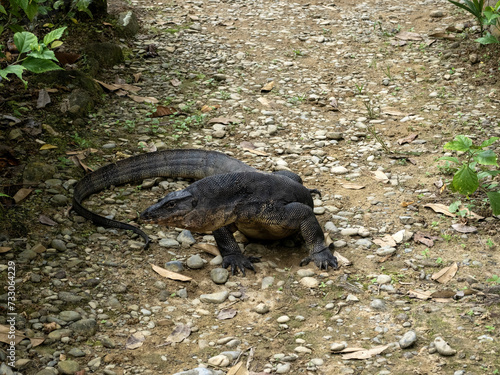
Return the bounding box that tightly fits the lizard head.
[140,190,200,229]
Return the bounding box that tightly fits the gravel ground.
[2,0,500,374]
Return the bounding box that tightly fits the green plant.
[439,135,500,215]
[0,27,67,87]
[354,83,365,94]
[487,274,500,283]
[383,65,392,80]
[486,238,495,247]
[421,248,430,258]
[447,0,486,33]
[436,257,443,265]
[485,325,495,332]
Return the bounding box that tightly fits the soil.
[1,0,500,374]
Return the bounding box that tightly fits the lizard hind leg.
[212,226,260,276]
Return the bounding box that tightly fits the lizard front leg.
[284,203,338,270]
[212,226,260,276]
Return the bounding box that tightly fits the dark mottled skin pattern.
[72,149,338,275]
[141,172,338,274]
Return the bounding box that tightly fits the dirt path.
[2,0,500,374]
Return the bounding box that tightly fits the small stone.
[469,53,478,64]
[69,319,97,337]
[434,337,456,356]
[370,299,386,310]
[276,363,291,373]
[294,346,312,354]
[177,230,196,245]
[399,330,417,349]
[164,261,184,272]
[331,166,348,175]
[277,315,290,323]
[297,269,315,278]
[67,348,86,357]
[211,268,229,284]
[261,276,275,289]
[376,246,396,256]
[346,294,359,302]
[58,360,80,375]
[186,254,204,269]
[430,10,444,18]
[376,275,392,284]
[299,277,319,288]
[330,342,347,352]
[159,238,180,248]
[200,290,229,304]
[59,311,82,322]
[207,354,230,367]
[253,303,270,314]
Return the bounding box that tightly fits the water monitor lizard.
[73,149,338,274]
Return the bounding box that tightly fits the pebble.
[299,277,319,288]
[434,337,457,356]
[57,360,80,374]
[186,254,205,269]
[200,291,229,304]
[261,276,275,289]
[253,303,270,314]
[370,299,386,310]
[399,330,417,348]
[211,268,229,284]
[330,342,347,352]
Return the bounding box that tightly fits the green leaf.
[22,57,62,73]
[23,1,38,21]
[438,156,459,164]
[0,65,27,87]
[476,33,500,44]
[453,164,479,195]
[449,200,461,212]
[43,26,67,45]
[444,135,472,152]
[28,47,57,61]
[14,31,38,54]
[481,137,499,147]
[474,149,498,166]
[51,40,63,49]
[487,191,500,215]
[447,0,483,18]
[0,4,7,14]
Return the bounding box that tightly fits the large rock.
[117,11,140,37]
[23,162,56,184]
[84,42,124,68]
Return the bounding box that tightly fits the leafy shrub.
[0,27,67,87]
[439,135,500,215]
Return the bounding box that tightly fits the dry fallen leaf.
[382,107,407,116]
[40,144,57,150]
[423,203,484,220]
[395,31,423,41]
[37,89,51,109]
[193,243,220,256]
[13,188,33,203]
[341,183,365,190]
[217,308,238,320]
[400,201,415,208]
[126,332,145,350]
[201,104,221,112]
[428,32,456,40]
[340,344,390,360]
[414,231,439,247]
[408,289,432,300]
[334,251,351,267]
[329,97,339,111]
[94,79,141,93]
[373,235,397,248]
[430,290,456,299]
[170,78,182,87]
[397,133,418,145]
[257,97,271,107]
[372,170,389,183]
[54,51,81,65]
[39,215,57,226]
[0,247,12,253]
[151,264,192,281]
[227,362,249,375]
[261,81,275,92]
[133,73,142,83]
[451,224,477,233]
[166,324,191,343]
[150,105,178,117]
[431,262,458,284]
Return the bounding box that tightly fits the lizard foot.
[300,248,338,270]
[222,254,260,276]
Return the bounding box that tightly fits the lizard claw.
[300,248,338,270]
[222,254,259,276]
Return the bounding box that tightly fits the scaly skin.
[141,171,338,275]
